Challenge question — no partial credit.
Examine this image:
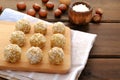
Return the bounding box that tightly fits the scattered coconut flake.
[72,4,89,12]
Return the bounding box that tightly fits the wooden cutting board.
[0,21,71,74]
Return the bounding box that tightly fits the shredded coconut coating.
[51,33,66,48]
[4,44,21,63]
[10,31,26,47]
[15,19,31,33]
[48,47,64,64]
[52,22,65,34]
[34,21,47,35]
[26,47,43,64]
[30,33,46,48]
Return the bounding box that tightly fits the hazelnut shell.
[26,9,36,17]
[17,2,26,10]
[54,9,62,18]
[95,8,103,16]
[42,0,49,3]
[92,14,102,23]
[58,4,67,12]
[46,1,54,9]
[39,9,48,18]
[33,3,41,11]
[0,5,2,12]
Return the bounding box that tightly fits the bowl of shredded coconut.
[68,1,93,25]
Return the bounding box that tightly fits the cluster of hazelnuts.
[16,0,68,18]
[92,8,103,23]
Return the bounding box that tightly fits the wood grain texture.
[87,23,120,58]
[0,0,120,22]
[79,59,120,80]
[64,23,120,57]
[0,21,71,74]
[0,0,120,80]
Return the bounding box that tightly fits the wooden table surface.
[0,0,120,80]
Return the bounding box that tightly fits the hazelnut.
[42,0,49,3]
[46,1,54,9]
[92,14,102,23]
[58,4,67,13]
[0,5,2,12]
[17,1,26,10]
[54,9,62,18]
[26,9,36,17]
[33,3,41,11]
[95,8,103,16]
[39,9,47,18]
[59,0,71,6]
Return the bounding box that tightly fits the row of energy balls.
[4,19,66,65]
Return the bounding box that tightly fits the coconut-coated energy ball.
[4,44,22,63]
[34,21,47,35]
[30,33,46,48]
[52,22,65,34]
[51,33,66,48]
[10,31,26,47]
[15,19,31,33]
[48,47,64,64]
[26,47,43,64]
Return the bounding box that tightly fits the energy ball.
[48,47,64,64]
[10,31,26,47]
[30,33,46,48]
[15,19,31,33]
[52,22,65,34]
[51,33,66,48]
[26,47,43,64]
[4,44,21,63]
[34,21,47,35]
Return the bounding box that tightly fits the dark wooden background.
[0,0,120,80]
